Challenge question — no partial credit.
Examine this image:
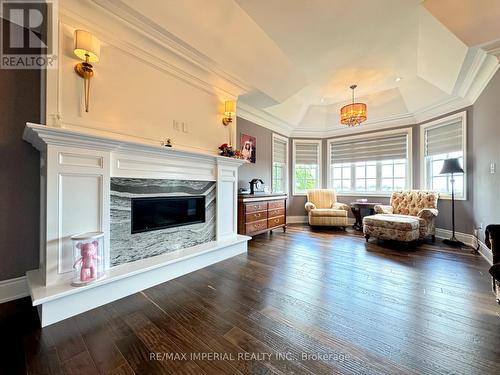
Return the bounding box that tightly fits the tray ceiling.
[94,0,500,136]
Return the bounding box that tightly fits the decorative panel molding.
[59,152,104,168]
[58,174,103,274]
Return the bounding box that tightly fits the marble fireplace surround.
[110,178,217,266]
[23,123,249,327]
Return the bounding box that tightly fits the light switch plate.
[490,163,496,174]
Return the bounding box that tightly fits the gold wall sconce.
[222,100,236,126]
[74,30,100,112]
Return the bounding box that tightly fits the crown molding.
[413,96,471,124]
[237,102,294,137]
[453,47,499,104]
[60,0,251,99]
[481,39,500,61]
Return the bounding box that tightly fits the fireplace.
[23,123,248,327]
[131,196,205,233]
[110,178,216,266]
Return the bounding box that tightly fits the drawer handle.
[255,213,261,217]
[254,205,259,209]
[274,219,279,223]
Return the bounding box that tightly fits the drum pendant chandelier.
[340,84,367,126]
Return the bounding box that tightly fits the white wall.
[46,7,238,155]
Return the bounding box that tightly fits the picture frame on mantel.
[240,133,256,163]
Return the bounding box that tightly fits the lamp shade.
[440,158,464,174]
[74,30,100,62]
[340,102,367,126]
[224,100,236,116]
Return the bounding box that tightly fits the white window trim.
[327,128,413,197]
[292,139,322,196]
[271,133,289,194]
[420,111,467,201]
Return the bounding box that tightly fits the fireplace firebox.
[131,196,205,234]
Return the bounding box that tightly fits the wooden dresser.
[238,194,287,236]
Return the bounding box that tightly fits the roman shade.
[330,133,408,164]
[273,137,287,164]
[295,142,320,165]
[425,119,463,157]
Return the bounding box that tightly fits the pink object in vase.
[73,240,101,282]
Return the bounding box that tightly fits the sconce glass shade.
[224,100,236,116]
[340,103,367,126]
[74,30,100,62]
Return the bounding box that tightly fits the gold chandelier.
[340,84,367,126]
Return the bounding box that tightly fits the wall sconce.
[222,100,236,126]
[74,30,100,112]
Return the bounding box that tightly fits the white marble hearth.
[23,123,249,327]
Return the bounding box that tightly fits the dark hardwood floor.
[1,225,499,375]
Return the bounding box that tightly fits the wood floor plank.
[2,224,499,375]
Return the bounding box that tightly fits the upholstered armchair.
[486,225,500,304]
[305,189,349,228]
[374,190,439,241]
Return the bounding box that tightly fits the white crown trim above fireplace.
[23,123,249,327]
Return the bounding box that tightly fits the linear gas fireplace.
[110,178,216,267]
[131,196,205,233]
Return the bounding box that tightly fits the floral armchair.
[374,190,439,241]
[305,189,350,228]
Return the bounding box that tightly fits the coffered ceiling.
[87,0,500,137]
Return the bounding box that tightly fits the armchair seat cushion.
[363,214,419,231]
[309,208,348,218]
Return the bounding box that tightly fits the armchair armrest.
[332,202,350,211]
[305,202,316,212]
[374,204,393,214]
[417,208,439,219]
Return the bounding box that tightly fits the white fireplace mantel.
[23,123,249,327]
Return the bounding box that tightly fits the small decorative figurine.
[71,232,105,286]
[73,241,101,282]
[161,138,173,147]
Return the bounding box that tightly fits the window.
[272,134,288,193]
[328,129,411,195]
[293,140,321,195]
[421,111,466,199]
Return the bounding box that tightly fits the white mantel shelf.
[23,123,249,327]
[23,123,247,167]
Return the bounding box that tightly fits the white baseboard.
[0,276,29,304]
[287,215,308,224]
[434,228,477,248]
[477,240,493,265]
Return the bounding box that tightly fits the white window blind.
[330,134,408,164]
[296,143,320,165]
[424,119,463,157]
[272,135,288,193]
[293,140,321,194]
[273,137,287,164]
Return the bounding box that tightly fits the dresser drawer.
[245,202,268,213]
[268,215,285,228]
[268,208,285,218]
[246,219,268,234]
[268,200,285,209]
[246,211,268,223]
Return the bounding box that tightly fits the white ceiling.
[110,0,499,136]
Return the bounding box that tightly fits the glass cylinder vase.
[71,232,105,286]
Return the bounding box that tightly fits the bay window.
[421,111,466,199]
[328,129,411,195]
[272,134,288,193]
[293,140,321,195]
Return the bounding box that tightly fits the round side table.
[350,202,381,231]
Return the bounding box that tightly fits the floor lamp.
[440,158,464,246]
